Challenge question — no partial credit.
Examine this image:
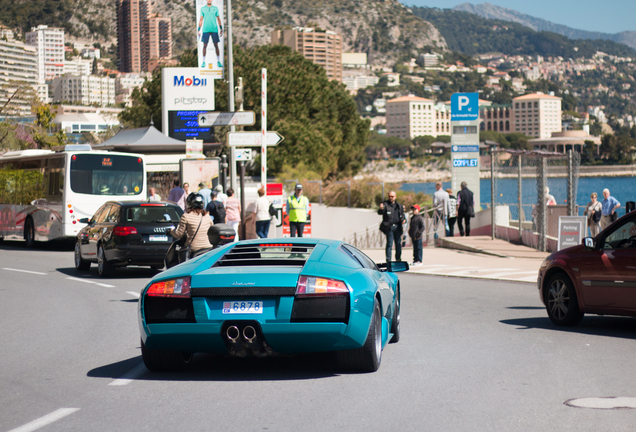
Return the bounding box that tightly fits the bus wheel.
[24,219,35,248]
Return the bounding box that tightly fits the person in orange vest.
[287,184,309,237]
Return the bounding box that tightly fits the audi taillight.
[295,276,349,297]
[113,226,138,236]
[146,277,191,298]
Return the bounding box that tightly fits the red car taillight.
[113,226,138,236]
[295,276,349,297]
[146,277,191,298]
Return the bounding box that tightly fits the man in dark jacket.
[206,190,226,223]
[457,181,475,237]
[378,190,406,262]
[408,205,425,265]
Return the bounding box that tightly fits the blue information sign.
[451,93,479,121]
[452,145,479,152]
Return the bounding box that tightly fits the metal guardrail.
[344,206,446,249]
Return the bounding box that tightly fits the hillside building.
[271,28,342,82]
[50,74,116,107]
[385,95,451,140]
[25,25,65,84]
[115,72,149,106]
[64,57,93,76]
[512,93,562,139]
[116,0,173,73]
[0,40,39,115]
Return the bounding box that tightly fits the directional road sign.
[198,111,255,127]
[227,131,284,147]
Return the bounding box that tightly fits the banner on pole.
[196,0,225,78]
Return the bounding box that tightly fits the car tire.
[337,297,382,373]
[74,241,91,271]
[141,339,193,372]
[24,218,35,248]
[389,288,400,344]
[545,272,584,326]
[97,244,114,278]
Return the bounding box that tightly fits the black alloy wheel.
[337,297,383,373]
[545,272,584,326]
[97,244,114,277]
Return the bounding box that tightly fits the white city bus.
[0,144,146,246]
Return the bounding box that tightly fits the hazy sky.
[403,1,636,34]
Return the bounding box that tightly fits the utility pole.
[226,0,236,194]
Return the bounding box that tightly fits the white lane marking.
[2,268,47,275]
[566,397,636,409]
[66,277,115,288]
[109,363,146,386]
[8,408,80,432]
[126,291,141,298]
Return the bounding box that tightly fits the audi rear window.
[125,206,182,223]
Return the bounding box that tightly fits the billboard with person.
[196,0,224,78]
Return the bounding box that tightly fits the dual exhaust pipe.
[226,325,257,344]
[225,324,271,357]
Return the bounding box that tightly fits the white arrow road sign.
[227,131,284,147]
[198,111,255,126]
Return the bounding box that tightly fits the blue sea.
[401,176,636,219]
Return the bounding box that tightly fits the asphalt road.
[1,241,636,432]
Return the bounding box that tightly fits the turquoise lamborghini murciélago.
[138,238,408,373]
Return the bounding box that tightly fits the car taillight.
[295,276,349,297]
[113,226,138,236]
[146,277,191,298]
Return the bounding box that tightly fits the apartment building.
[0,39,39,115]
[385,95,451,139]
[271,28,343,82]
[115,72,148,106]
[50,74,116,107]
[117,0,173,73]
[25,25,65,84]
[512,93,562,139]
[64,57,93,76]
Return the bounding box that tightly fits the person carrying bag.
[167,193,213,267]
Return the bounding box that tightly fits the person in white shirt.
[215,184,228,205]
[148,187,161,201]
[254,188,272,238]
[432,182,450,238]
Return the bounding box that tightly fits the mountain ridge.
[452,2,636,51]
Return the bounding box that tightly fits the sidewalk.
[362,236,549,284]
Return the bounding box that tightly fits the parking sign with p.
[451,92,479,121]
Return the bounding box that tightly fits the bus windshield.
[70,154,144,196]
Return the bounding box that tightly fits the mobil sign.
[451,92,478,121]
[162,67,214,112]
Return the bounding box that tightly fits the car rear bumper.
[109,244,171,266]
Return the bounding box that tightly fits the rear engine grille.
[213,243,317,267]
[144,297,195,323]
[291,296,350,323]
[191,286,296,297]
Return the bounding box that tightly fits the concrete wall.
[311,204,380,240]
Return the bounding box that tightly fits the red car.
[538,210,636,326]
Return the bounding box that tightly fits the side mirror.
[584,237,596,249]
[378,261,410,272]
[78,218,90,224]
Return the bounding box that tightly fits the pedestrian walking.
[408,204,425,265]
[446,188,457,237]
[432,182,450,238]
[215,184,227,205]
[225,188,241,242]
[183,182,190,196]
[287,184,310,237]
[168,179,186,210]
[457,181,475,237]
[197,181,212,209]
[600,188,621,230]
[378,190,406,262]
[206,190,226,223]
[254,187,272,239]
[148,187,161,201]
[584,192,602,237]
